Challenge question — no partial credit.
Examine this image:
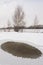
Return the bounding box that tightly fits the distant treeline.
[0,25,43,30]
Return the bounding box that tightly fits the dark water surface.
[1,41,42,59]
[0,42,43,65]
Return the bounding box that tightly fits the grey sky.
[0,0,43,27]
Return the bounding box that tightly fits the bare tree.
[34,16,39,26]
[7,20,11,32]
[3,25,6,32]
[34,16,39,32]
[13,6,25,32]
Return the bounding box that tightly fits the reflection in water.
[1,41,42,59]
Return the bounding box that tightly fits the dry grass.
[1,41,42,59]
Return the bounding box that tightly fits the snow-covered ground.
[23,29,43,33]
[0,32,43,65]
[0,32,43,46]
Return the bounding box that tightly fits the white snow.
[0,32,43,46]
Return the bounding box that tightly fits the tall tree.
[13,6,25,32]
[34,16,39,26]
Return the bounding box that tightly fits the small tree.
[3,25,6,32]
[7,20,11,32]
[34,16,39,32]
[13,6,25,32]
[34,16,39,26]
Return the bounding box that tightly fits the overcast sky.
[0,0,43,27]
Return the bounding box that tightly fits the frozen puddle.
[0,47,43,65]
[0,41,43,65]
[1,41,42,59]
